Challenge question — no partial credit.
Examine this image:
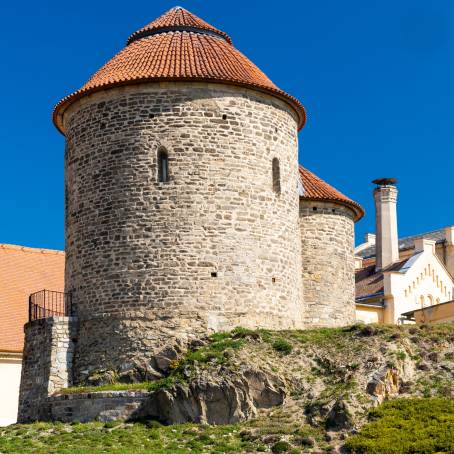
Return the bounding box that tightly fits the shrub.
[345,398,454,453]
[272,440,292,453]
[272,339,293,355]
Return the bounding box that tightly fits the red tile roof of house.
[299,165,364,221]
[355,259,408,300]
[53,6,306,134]
[0,244,64,353]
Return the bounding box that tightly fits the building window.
[272,158,281,194]
[420,295,425,308]
[158,148,169,183]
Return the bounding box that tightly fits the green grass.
[61,376,180,395]
[61,329,248,395]
[0,421,255,454]
[271,338,293,355]
[345,398,454,454]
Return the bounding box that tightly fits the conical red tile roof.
[126,6,233,45]
[53,7,306,134]
[299,165,364,221]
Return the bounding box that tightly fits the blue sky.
[1,0,453,250]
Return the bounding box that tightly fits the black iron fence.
[28,290,72,322]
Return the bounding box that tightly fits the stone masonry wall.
[48,391,149,423]
[63,82,303,382]
[299,200,356,327]
[18,317,77,422]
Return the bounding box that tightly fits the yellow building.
[402,300,454,324]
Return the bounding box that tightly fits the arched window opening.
[420,295,425,308]
[158,148,169,183]
[272,158,281,194]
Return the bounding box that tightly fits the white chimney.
[364,233,376,244]
[373,178,399,271]
[445,226,454,278]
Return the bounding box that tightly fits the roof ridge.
[0,244,65,255]
[398,228,446,242]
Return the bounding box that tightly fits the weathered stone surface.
[49,391,150,423]
[46,367,285,425]
[63,82,304,382]
[18,317,77,422]
[299,200,356,327]
[366,366,399,402]
[145,367,285,425]
[325,399,354,430]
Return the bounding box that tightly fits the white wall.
[384,240,454,324]
[0,360,22,426]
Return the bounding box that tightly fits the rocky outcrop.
[366,366,399,403]
[144,368,285,425]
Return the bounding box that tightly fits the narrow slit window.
[158,148,169,183]
[272,158,281,194]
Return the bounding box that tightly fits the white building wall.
[0,358,22,426]
[383,240,454,324]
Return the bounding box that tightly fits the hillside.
[1,324,454,453]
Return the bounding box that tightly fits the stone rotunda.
[18,7,363,422]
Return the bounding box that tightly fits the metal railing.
[28,290,72,322]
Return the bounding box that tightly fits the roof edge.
[0,244,64,256]
[299,196,365,222]
[53,78,306,135]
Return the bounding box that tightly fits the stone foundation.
[18,317,77,422]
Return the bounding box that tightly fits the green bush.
[271,440,292,453]
[272,339,293,355]
[345,398,454,453]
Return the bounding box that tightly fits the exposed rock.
[359,325,376,337]
[399,380,413,394]
[87,370,117,386]
[154,341,185,373]
[366,366,399,402]
[143,368,285,425]
[325,399,354,430]
[118,365,163,383]
[295,436,316,447]
[262,434,282,445]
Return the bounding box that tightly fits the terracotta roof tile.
[299,165,364,221]
[355,259,408,300]
[0,244,64,352]
[53,7,306,133]
[127,6,232,45]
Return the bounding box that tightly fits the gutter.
[356,302,384,309]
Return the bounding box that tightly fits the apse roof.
[299,165,364,222]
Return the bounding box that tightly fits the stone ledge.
[49,390,150,401]
[48,391,151,423]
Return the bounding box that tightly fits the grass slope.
[3,325,454,453]
[1,398,453,453]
